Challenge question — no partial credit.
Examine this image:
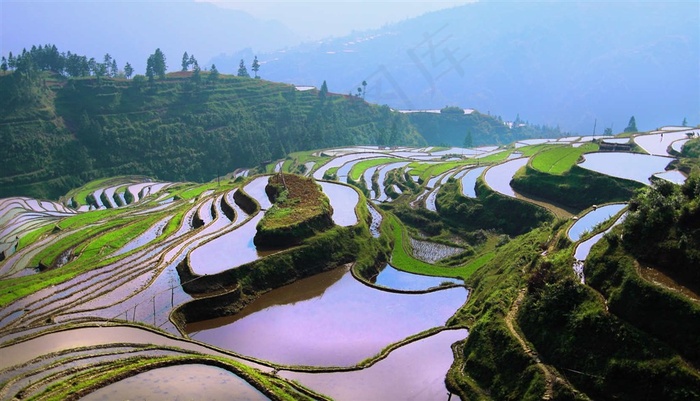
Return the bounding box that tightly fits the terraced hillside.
[1,127,699,400]
[0,72,425,200]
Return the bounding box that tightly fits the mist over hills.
[1,1,298,74]
[214,1,699,134]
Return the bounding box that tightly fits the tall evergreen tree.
[181,51,189,71]
[624,116,638,133]
[1,57,7,73]
[145,56,155,82]
[463,130,473,148]
[208,64,219,83]
[110,59,118,77]
[252,55,260,78]
[153,48,166,79]
[7,52,15,70]
[237,59,249,77]
[320,80,328,99]
[123,62,134,79]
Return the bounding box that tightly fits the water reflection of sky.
[373,264,462,292]
[280,329,468,401]
[190,270,467,367]
[578,152,673,185]
[568,204,626,242]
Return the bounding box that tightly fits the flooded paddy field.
[186,266,467,367]
[0,136,694,399]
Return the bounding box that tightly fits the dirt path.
[505,289,555,400]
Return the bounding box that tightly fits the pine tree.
[320,80,328,99]
[1,56,7,73]
[181,51,189,71]
[624,116,638,133]
[7,52,15,70]
[208,64,219,83]
[153,48,166,79]
[463,130,473,148]
[252,56,260,78]
[124,62,133,79]
[110,59,118,77]
[237,59,250,77]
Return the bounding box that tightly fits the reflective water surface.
[578,152,672,185]
[186,267,467,367]
[280,329,468,401]
[373,264,462,292]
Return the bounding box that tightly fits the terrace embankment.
[511,165,643,211]
[254,174,334,248]
[174,209,389,330]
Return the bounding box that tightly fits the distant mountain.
[1,1,298,74]
[216,1,699,134]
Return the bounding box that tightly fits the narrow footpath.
[505,289,555,400]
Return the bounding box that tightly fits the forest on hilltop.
[0,45,568,200]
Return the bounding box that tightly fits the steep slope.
[0,73,425,199]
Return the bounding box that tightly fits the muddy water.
[373,264,462,292]
[186,267,467,367]
[83,364,268,401]
[319,182,359,227]
[280,329,468,401]
[578,152,673,185]
[568,204,626,242]
[483,158,528,198]
[638,265,700,303]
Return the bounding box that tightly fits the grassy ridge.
[511,164,643,211]
[530,143,598,174]
[255,174,334,247]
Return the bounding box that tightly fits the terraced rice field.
[0,132,690,399]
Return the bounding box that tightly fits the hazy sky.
[195,1,473,39]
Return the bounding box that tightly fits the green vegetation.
[255,174,334,247]
[349,157,401,181]
[436,178,554,236]
[682,137,700,158]
[620,171,700,291]
[387,214,493,280]
[512,164,644,211]
[407,110,565,147]
[0,71,425,200]
[530,142,598,175]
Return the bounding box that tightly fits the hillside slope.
[0,73,425,199]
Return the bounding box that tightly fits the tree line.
[0,44,261,81]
